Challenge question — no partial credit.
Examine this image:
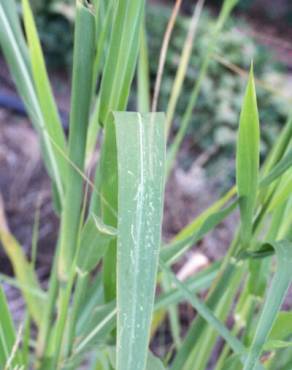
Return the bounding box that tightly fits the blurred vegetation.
[13,0,291,180]
[146,5,290,176]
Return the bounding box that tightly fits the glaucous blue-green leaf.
[108,347,166,370]
[114,112,165,370]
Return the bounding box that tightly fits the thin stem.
[50,271,76,370]
[165,0,205,135]
[36,252,59,362]
[151,0,182,113]
[66,273,89,356]
[166,0,238,177]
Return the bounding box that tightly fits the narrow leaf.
[244,241,292,370]
[166,0,239,175]
[236,65,260,247]
[260,148,292,188]
[22,0,67,183]
[0,197,44,326]
[58,0,96,280]
[159,261,246,359]
[267,172,292,212]
[137,23,150,113]
[74,303,117,356]
[0,1,64,198]
[0,286,22,367]
[161,199,238,265]
[155,262,219,310]
[115,112,165,370]
[99,0,145,125]
[174,187,236,242]
[0,0,29,68]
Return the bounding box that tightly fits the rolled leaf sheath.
[58,1,96,281]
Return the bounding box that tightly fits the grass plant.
[0,0,292,369]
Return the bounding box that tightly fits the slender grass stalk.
[138,22,151,113]
[166,0,239,176]
[244,241,292,370]
[0,0,30,67]
[36,249,59,362]
[151,0,183,113]
[0,287,22,368]
[58,0,96,281]
[66,273,89,355]
[160,261,249,364]
[165,0,205,135]
[30,199,41,269]
[98,0,146,125]
[86,0,115,159]
[50,269,76,370]
[22,313,31,369]
[22,0,67,190]
[161,274,182,349]
[0,197,44,327]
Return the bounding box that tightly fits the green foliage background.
[146,5,290,170]
[16,0,291,181]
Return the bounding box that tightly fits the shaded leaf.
[77,214,116,274]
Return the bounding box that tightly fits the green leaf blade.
[58,1,96,280]
[260,149,292,188]
[0,286,21,367]
[236,65,260,247]
[99,0,145,125]
[115,112,166,370]
[22,0,67,184]
[244,241,292,370]
[0,1,64,199]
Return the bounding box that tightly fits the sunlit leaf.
[236,65,260,247]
